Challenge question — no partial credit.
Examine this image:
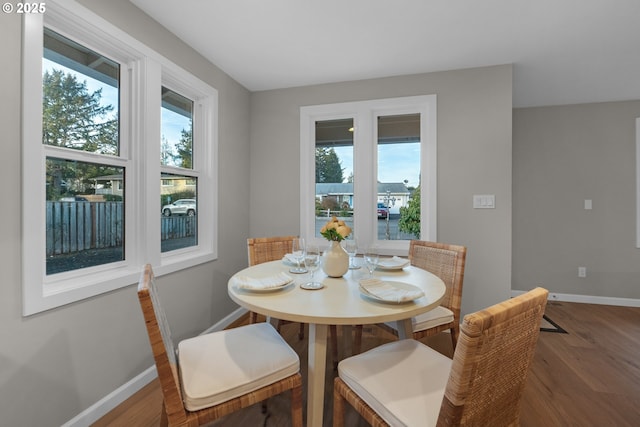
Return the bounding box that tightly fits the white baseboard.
[511,290,640,307]
[61,367,157,427]
[63,307,249,427]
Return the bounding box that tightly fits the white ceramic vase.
[322,241,350,278]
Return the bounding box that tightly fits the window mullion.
[138,57,162,266]
[353,110,377,249]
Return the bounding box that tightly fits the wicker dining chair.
[247,235,341,367]
[334,287,548,427]
[377,240,467,350]
[137,264,303,427]
[247,236,306,339]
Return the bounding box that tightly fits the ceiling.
[129,0,640,108]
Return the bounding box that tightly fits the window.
[300,96,436,254]
[43,28,124,275]
[22,2,218,315]
[314,118,355,238]
[161,87,197,252]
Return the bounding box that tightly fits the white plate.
[359,281,424,304]
[376,256,410,270]
[234,272,294,293]
[236,280,293,293]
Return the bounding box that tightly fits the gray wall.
[249,64,514,318]
[0,1,251,425]
[513,101,640,298]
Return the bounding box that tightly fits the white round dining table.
[228,259,445,427]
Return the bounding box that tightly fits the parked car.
[162,199,196,216]
[59,196,89,202]
[377,202,389,219]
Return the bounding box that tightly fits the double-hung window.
[22,1,218,315]
[300,96,437,254]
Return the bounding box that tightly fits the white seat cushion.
[338,339,452,427]
[412,305,454,332]
[385,305,454,333]
[178,322,299,411]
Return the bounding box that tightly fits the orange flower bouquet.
[320,216,352,242]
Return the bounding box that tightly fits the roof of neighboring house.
[92,174,123,181]
[92,173,193,181]
[316,182,409,195]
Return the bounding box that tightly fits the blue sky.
[334,142,421,188]
[161,107,191,166]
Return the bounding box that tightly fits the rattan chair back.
[409,240,467,346]
[137,265,187,424]
[439,287,548,425]
[247,235,296,266]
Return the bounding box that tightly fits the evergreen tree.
[174,126,193,168]
[315,147,344,183]
[42,69,118,154]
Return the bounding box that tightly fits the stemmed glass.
[289,237,307,274]
[302,245,323,289]
[344,239,360,269]
[364,245,379,278]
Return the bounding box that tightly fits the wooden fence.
[161,215,197,240]
[46,201,195,256]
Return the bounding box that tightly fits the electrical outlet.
[578,267,586,278]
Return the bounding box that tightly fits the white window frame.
[300,95,437,255]
[22,0,218,315]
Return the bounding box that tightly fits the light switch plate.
[473,194,495,209]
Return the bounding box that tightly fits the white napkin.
[234,272,293,290]
[359,278,424,302]
[283,254,299,264]
[377,256,410,269]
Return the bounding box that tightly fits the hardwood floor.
[93,302,640,426]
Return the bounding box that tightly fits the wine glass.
[303,245,322,289]
[364,245,379,278]
[344,239,360,269]
[289,237,307,274]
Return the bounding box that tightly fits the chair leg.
[354,325,363,355]
[333,378,346,427]
[330,325,338,370]
[291,380,303,427]
[450,325,459,350]
[298,322,305,340]
[159,401,168,427]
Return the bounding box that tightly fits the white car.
[162,199,196,216]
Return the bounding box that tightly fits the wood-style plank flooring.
[93,301,640,426]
